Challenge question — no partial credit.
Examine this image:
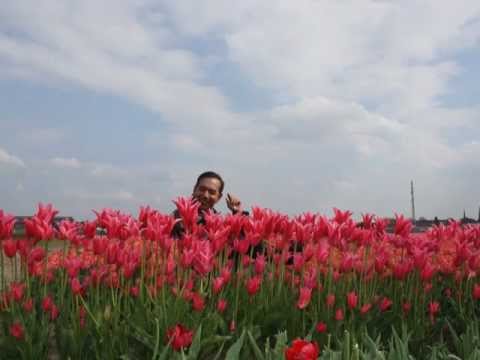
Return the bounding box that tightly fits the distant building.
[382,212,479,233]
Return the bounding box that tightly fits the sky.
[0,1,479,220]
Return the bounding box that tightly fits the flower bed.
[1,202,480,359]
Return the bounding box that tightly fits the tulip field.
[2,200,480,359]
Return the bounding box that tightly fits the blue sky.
[1,1,479,220]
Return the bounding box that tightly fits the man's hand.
[226,193,243,214]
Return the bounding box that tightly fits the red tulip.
[379,297,393,312]
[333,208,352,225]
[191,292,205,312]
[22,298,33,313]
[316,242,329,264]
[24,217,54,242]
[0,210,15,239]
[347,291,358,310]
[130,286,140,298]
[424,282,433,293]
[315,322,327,333]
[16,239,31,258]
[429,301,440,323]
[326,294,335,308]
[394,214,412,238]
[245,276,262,296]
[212,277,225,294]
[303,269,317,290]
[70,278,83,296]
[9,321,24,340]
[41,295,53,312]
[50,304,60,321]
[165,324,194,351]
[335,308,344,321]
[360,303,372,315]
[83,220,98,238]
[2,238,17,258]
[217,299,227,313]
[296,287,312,310]
[9,282,26,303]
[28,247,46,263]
[241,255,251,267]
[420,262,436,282]
[233,238,250,255]
[92,236,108,255]
[172,197,200,234]
[58,219,78,241]
[293,253,305,272]
[221,266,232,283]
[472,284,480,300]
[36,203,59,223]
[285,339,320,360]
[122,261,138,279]
[361,213,375,229]
[393,259,413,280]
[64,257,82,278]
[254,254,266,274]
[192,240,214,275]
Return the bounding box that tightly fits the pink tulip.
[296,287,312,310]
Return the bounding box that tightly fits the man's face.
[192,177,222,210]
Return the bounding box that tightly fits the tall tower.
[410,180,416,224]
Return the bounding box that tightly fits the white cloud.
[50,157,82,169]
[0,147,25,167]
[21,128,65,144]
[1,1,479,219]
[67,189,135,202]
[268,96,403,146]
[89,163,127,178]
[48,157,128,178]
[0,0,235,133]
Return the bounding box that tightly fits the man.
[192,171,243,215]
[171,171,246,238]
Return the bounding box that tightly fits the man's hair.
[195,171,224,194]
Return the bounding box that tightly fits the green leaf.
[201,335,233,346]
[264,337,271,360]
[343,330,351,360]
[152,318,161,360]
[361,333,385,360]
[305,321,317,343]
[225,329,246,360]
[247,330,265,360]
[187,324,202,360]
[319,348,342,360]
[212,341,226,360]
[272,331,288,360]
[157,343,171,360]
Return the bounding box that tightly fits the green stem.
[0,247,4,291]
